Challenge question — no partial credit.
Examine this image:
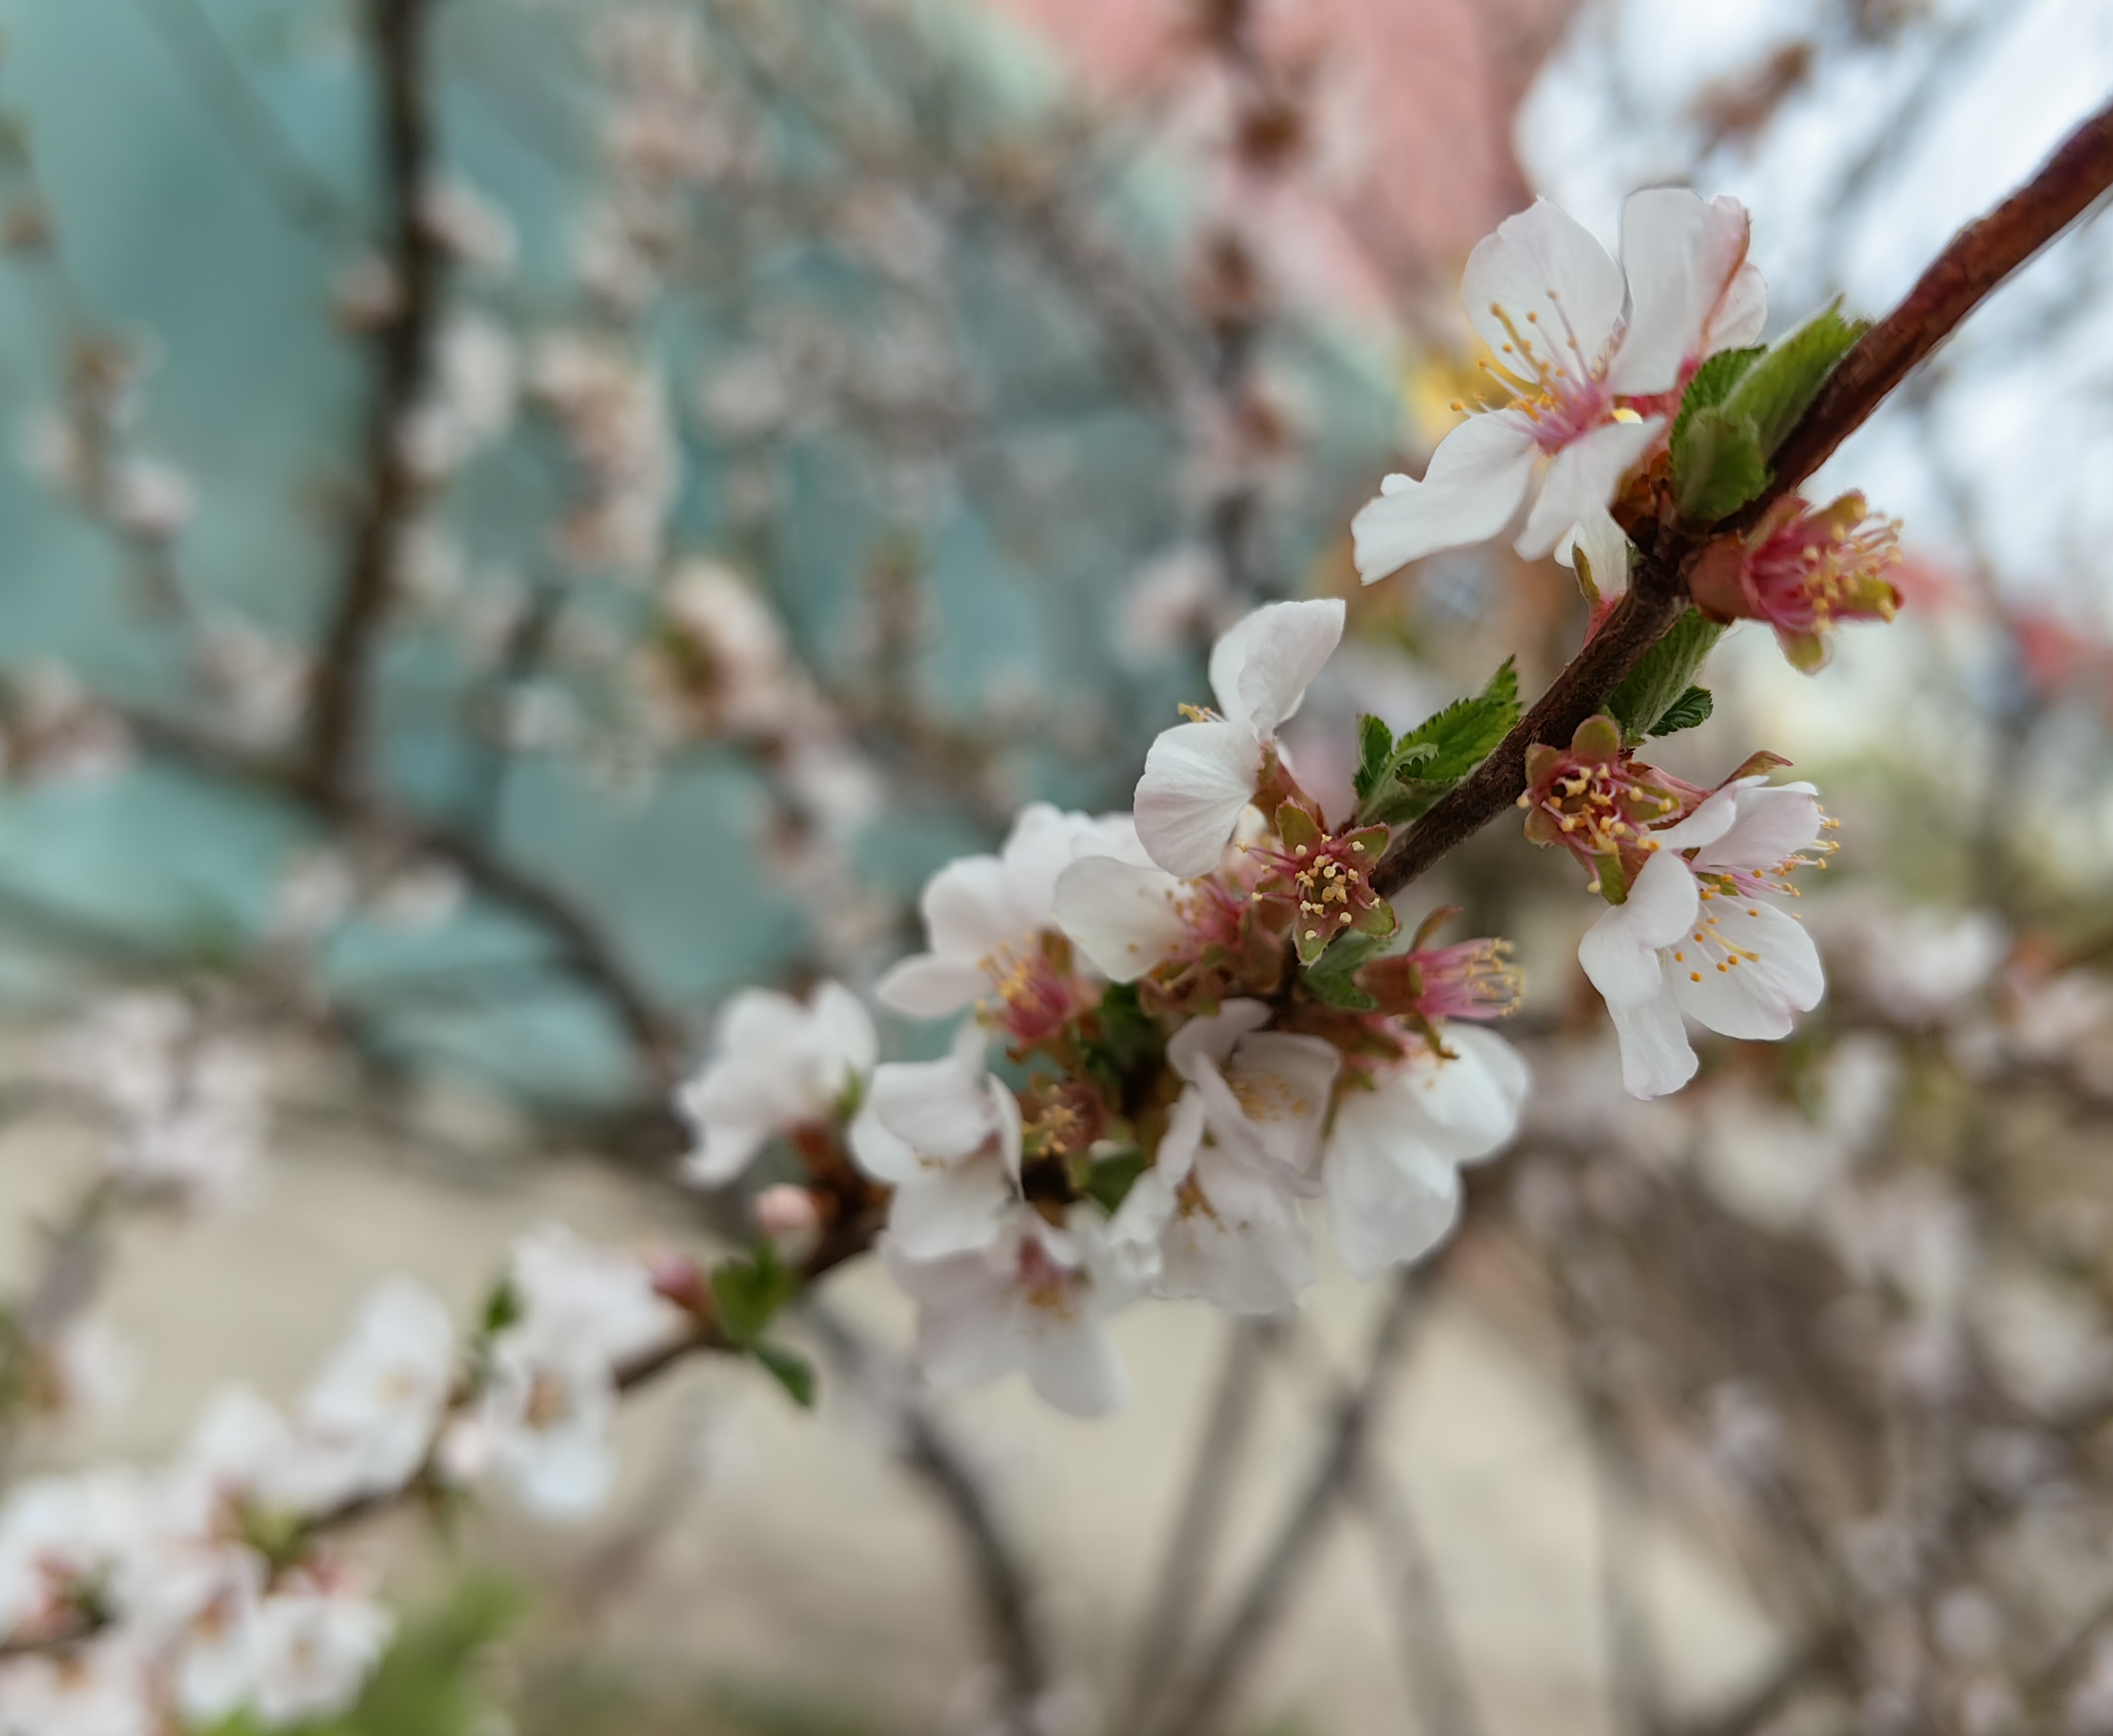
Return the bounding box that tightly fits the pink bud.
[754,1184,821,1240]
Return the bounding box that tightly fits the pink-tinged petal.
[1578,852,1698,1008]
[1000,803,1099,927]
[1691,785,1822,872]
[1517,417,1662,561]
[1607,190,1765,396]
[1608,983,1698,1099]
[918,854,1026,965]
[1221,1032,1341,1173]
[1023,1315,1130,1417]
[1324,1089,1463,1282]
[888,1163,1016,1260]
[1206,598,1345,738]
[1166,998,1273,1080]
[1156,1145,1314,1314]
[1463,198,1625,391]
[1394,1026,1529,1163]
[1669,900,1824,1039]
[874,953,989,1019]
[1351,414,1538,582]
[1052,856,1189,982]
[900,1251,1022,1392]
[1134,719,1264,877]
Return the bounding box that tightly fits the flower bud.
[1691,492,1901,672]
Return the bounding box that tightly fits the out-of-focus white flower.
[240,1571,396,1727]
[40,1319,137,1424]
[1578,779,1826,1099]
[1168,1000,1339,1177]
[876,803,1145,1042]
[46,995,269,1203]
[1322,1026,1528,1280]
[507,1225,681,1366]
[677,980,874,1187]
[0,1638,156,1736]
[1133,599,1345,876]
[645,561,799,740]
[1117,545,1227,665]
[0,1469,151,1636]
[884,1211,1134,1417]
[400,313,518,478]
[1831,903,2008,1026]
[850,1022,1022,1260]
[332,254,401,329]
[107,458,194,540]
[527,332,676,576]
[1696,1034,1898,1231]
[0,663,131,786]
[417,178,517,274]
[1352,190,1765,590]
[193,617,311,744]
[296,1277,455,1504]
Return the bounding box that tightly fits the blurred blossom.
[0,663,131,785]
[106,456,194,541]
[417,178,518,275]
[527,332,677,576]
[1970,1266,2113,1418]
[1117,545,1227,665]
[192,618,312,745]
[1821,901,2010,1026]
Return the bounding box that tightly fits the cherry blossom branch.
[303,0,444,804]
[1371,96,2113,901]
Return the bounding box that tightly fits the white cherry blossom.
[1579,779,1826,1099]
[1133,599,1345,877]
[241,1573,397,1727]
[677,980,875,1187]
[876,803,1144,1041]
[884,1211,1135,1417]
[0,1639,155,1736]
[849,1022,1023,1259]
[1323,1026,1529,1280]
[1166,1000,1340,1178]
[1352,190,1765,590]
[295,1276,455,1504]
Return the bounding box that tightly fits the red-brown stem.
[1371,97,2113,901]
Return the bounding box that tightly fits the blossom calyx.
[1255,805,1395,967]
[1520,716,1705,896]
[1689,492,1901,672]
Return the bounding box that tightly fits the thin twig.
[1118,1318,1277,1736]
[1149,1268,1435,1736]
[305,0,445,802]
[1371,97,2113,901]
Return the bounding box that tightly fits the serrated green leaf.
[1724,302,1866,457]
[1352,714,1395,804]
[1609,611,1725,744]
[1670,345,1765,463]
[1673,404,1770,523]
[480,1278,520,1338]
[1302,929,1390,1011]
[712,1244,800,1345]
[1647,685,1714,737]
[752,1342,817,1408]
[1355,659,1520,828]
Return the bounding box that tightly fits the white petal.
[999,802,1101,927]
[1350,414,1538,581]
[867,1026,993,1160]
[888,1164,1016,1259]
[1206,598,1345,738]
[1396,1026,1529,1162]
[807,980,877,1076]
[1464,198,1625,389]
[847,1101,920,1185]
[681,1120,771,1188]
[1517,417,1662,561]
[1153,1085,1207,1187]
[1157,1144,1314,1313]
[1215,1032,1341,1173]
[1022,1315,1131,1417]
[1325,1088,1463,1282]
[1669,900,1824,1039]
[1166,999,1273,1079]
[1052,856,1189,982]
[1607,190,1765,395]
[715,988,811,1062]
[874,954,990,1019]
[919,853,1028,965]
[1608,982,1698,1099]
[1692,785,1822,872]
[1578,852,1698,1008]
[1556,509,1633,594]
[1651,785,1743,850]
[1134,719,1263,878]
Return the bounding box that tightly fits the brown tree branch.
[1372,96,2113,901]
[304,0,444,803]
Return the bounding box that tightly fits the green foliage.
[1647,685,1715,737]
[480,1278,521,1338]
[1081,1147,1148,1214]
[1354,659,1521,828]
[1300,929,1390,1012]
[1670,307,1865,525]
[1608,611,1724,744]
[711,1244,800,1345]
[750,1343,817,1408]
[1081,982,1159,1105]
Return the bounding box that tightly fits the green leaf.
[1355,659,1520,828]
[1670,344,1765,462]
[711,1244,801,1345]
[1302,929,1391,1012]
[1647,685,1714,737]
[1672,404,1770,523]
[752,1342,817,1408]
[1724,302,1866,457]
[1608,610,1725,744]
[480,1278,520,1338]
[1352,713,1395,804]
[1081,1148,1148,1214]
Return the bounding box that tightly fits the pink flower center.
[1479,293,1617,454]
[979,938,1080,1046]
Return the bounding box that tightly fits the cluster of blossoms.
[0,1231,694,1732]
